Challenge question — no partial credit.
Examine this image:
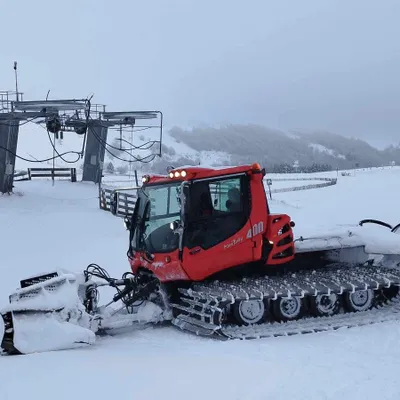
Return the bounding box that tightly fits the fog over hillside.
[144,125,400,174]
[14,122,400,176]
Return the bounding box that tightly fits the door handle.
[189,247,201,255]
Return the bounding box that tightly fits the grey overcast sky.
[1,0,400,144]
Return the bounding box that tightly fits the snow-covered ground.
[1,167,400,400]
[269,166,400,237]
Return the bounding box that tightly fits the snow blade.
[1,269,98,355]
[1,310,96,355]
[0,267,170,355]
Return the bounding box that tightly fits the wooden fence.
[27,168,77,182]
[98,176,338,215]
[99,186,137,215]
[271,179,337,194]
[13,170,30,181]
[265,177,337,196]
[268,177,337,194]
[269,177,336,182]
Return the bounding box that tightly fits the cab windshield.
[133,182,181,253]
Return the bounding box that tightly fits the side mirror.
[124,216,132,230]
[182,183,191,218]
[170,221,179,231]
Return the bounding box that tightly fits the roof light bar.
[169,170,187,179]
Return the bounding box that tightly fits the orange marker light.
[251,163,262,171]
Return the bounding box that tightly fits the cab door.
[181,173,256,281]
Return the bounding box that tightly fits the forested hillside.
[141,124,399,174]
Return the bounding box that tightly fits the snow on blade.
[2,271,86,313]
[99,301,164,332]
[10,312,96,355]
[295,225,400,256]
[0,269,99,354]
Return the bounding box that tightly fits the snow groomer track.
[172,264,400,339]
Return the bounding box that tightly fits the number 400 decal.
[246,221,264,238]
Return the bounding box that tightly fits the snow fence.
[268,177,337,194]
[99,176,337,215]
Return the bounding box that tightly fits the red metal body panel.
[130,164,295,282]
[247,171,269,261]
[265,214,295,264]
[130,250,189,281]
[181,221,256,281]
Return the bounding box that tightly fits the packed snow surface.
[1,167,400,400]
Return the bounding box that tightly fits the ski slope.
[1,167,400,400]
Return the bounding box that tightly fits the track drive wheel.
[343,289,374,312]
[233,299,268,325]
[272,296,304,322]
[309,294,341,317]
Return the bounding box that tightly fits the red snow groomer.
[2,163,400,355]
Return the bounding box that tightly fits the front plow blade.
[1,310,96,355]
[0,268,169,355]
[0,270,98,355]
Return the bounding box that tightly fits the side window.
[209,178,242,213]
[149,186,168,217]
[143,184,181,253]
[169,186,181,214]
[149,185,181,218]
[186,175,249,250]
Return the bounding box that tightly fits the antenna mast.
[13,62,19,102]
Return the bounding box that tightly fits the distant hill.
[14,122,400,176]
[143,124,400,174]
